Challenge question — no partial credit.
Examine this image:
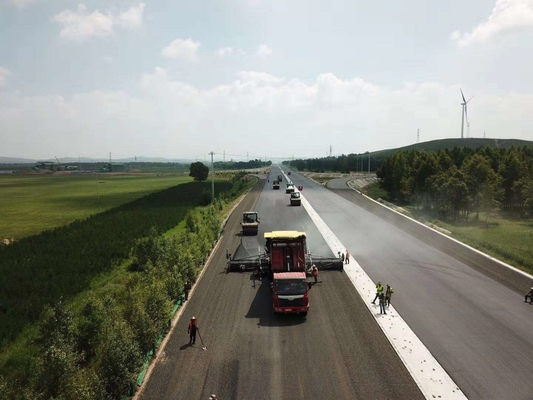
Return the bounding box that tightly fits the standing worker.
[188,316,198,345]
[340,252,345,263]
[345,249,350,264]
[525,287,533,304]
[312,265,319,284]
[184,280,192,301]
[371,282,384,304]
[385,284,394,307]
[379,292,387,315]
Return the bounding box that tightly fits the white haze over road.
[0,0,532,160]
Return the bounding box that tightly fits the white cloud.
[117,3,145,28]
[256,44,273,59]
[0,66,11,88]
[451,0,533,46]
[162,38,200,61]
[2,69,532,159]
[52,3,145,42]
[216,47,234,57]
[236,71,285,84]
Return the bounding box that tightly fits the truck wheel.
[301,312,308,318]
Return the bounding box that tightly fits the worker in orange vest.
[188,316,198,345]
[312,265,318,284]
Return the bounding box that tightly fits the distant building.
[100,163,126,172]
[35,161,60,171]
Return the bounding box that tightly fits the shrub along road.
[139,176,423,400]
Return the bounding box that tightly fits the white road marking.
[281,169,467,400]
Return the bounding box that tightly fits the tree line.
[0,174,253,399]
[214,159,271,170]
[283,153,376,173]
[376,146,533,221]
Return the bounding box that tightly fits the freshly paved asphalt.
[140,166,533,400]
[139,173,423,400]
[285,167,533,400]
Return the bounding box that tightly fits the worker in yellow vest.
[371,282,383,304]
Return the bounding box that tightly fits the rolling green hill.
[369,138,533,161]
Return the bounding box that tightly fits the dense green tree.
[189,162,209,182]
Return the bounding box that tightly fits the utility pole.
[109,152,111,164]
[417,128,420,143]
[329,145,332,157]
[247,152,249,161]
[209,152,215,202]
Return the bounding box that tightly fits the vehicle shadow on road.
[244,279,306,327]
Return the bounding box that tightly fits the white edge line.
[344,178,533,281]
[283,169,467,399]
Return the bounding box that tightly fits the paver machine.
[227,231,343,315]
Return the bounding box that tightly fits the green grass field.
[435,215,533,273]
[0,173,191,240]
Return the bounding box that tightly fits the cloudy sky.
[1,0,532,160]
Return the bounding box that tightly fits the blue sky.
[1,0,532,160]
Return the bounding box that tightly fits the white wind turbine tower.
[460,88,473,139]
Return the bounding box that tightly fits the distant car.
[288,171,291,175]
[286,184,295,193]
[298,185,303,191]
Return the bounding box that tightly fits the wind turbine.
[460,89,473,139]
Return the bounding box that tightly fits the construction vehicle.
[273,180,280,190]
[227,231,342,315]
[286,183,295,194]
[241,212,259,235]
[227,231,342,274]
[290,191,301,206]
[272,272,309,315]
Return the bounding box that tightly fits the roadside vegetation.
[0,174,191,240]
[0,172,254,400]
[366,145,533,273]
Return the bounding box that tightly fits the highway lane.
[139,175,423,400]
[283,166,533,400]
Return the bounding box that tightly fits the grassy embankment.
[364,182,533,274]
[0,173,252,399]
[0,173,191,240]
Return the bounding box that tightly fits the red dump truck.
[272,272,309,315]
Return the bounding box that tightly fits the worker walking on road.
[345,249,350,264]
[385,284,394,307]
[371,282,384,304]
[379,292,387,315]
[312,265,319,284]
[188,316,198,345]
[525,287,533,304]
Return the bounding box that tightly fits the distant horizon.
[2,136,532,165]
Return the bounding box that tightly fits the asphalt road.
[139,173,423,400]
[284,167,533,400]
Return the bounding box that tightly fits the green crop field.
[0,173,191,240]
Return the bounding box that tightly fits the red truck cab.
[272,272,309,315]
